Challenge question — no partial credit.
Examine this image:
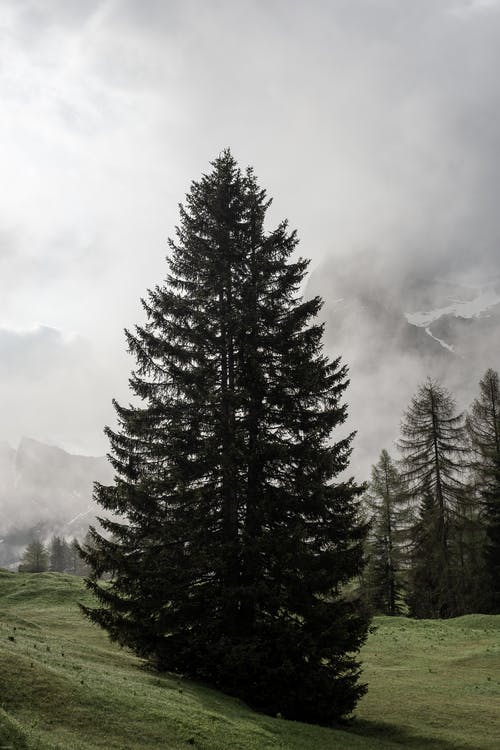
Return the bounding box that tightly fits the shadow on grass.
[150,667,474,750]
[350,718,472,750]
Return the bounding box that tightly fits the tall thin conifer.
[399,379,466,617]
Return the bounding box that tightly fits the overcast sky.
[1,0,500,456]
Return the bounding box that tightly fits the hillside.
[0,571,499,749]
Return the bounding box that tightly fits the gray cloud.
[0,324,125,454]
[0,0,499,475]
[0,325,80,376]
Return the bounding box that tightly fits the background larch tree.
[18,539,49,573]
[467,368,500,611]
[364,449,408,616]
[80,150,369,724]
[398,378,466,618]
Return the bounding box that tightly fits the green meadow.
[0,570,499,750]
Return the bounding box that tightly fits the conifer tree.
[467,368,500,611]
[67,538,80,575]
[364,449,408,615]
[481,457,500,611]
[70,536,92,576]
[467,368,500,464]
[406,489,446,618]
[49,536,70,573]
[18,539,49,573]
[80,150,369,723]
[450,474,487,614]
[398,379,467,617]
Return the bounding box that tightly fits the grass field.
[1,570,499,749]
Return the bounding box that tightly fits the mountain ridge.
[0,437,113,568]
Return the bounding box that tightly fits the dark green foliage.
[467,368,500,612]
[406,490,448,618]
[482,455,500,612]
[80,150,369,724]
[399,379,467,618]
[364,450,409,616]
[18,539,49,573]
[451,480,488,614]
[49,536,70,573]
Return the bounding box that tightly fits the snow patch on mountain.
[424,327,455,353]
[405,284,500,327]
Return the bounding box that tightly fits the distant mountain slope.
[0,438,113,567]
[306,257,500,477]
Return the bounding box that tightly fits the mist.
[1,0,500,482]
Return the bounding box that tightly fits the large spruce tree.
[398,378,467,618]
[81,151,369,724]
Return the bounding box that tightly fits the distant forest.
[18,534,91,577]
[363,369,500,618]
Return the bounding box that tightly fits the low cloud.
[0,0,499,475]
[0,324,122,454]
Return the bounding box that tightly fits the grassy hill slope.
[1,570,499,750]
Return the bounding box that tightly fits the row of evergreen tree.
[18,535,90,576]
[363,369,500,618]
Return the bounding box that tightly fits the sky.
[1,0,500,459]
